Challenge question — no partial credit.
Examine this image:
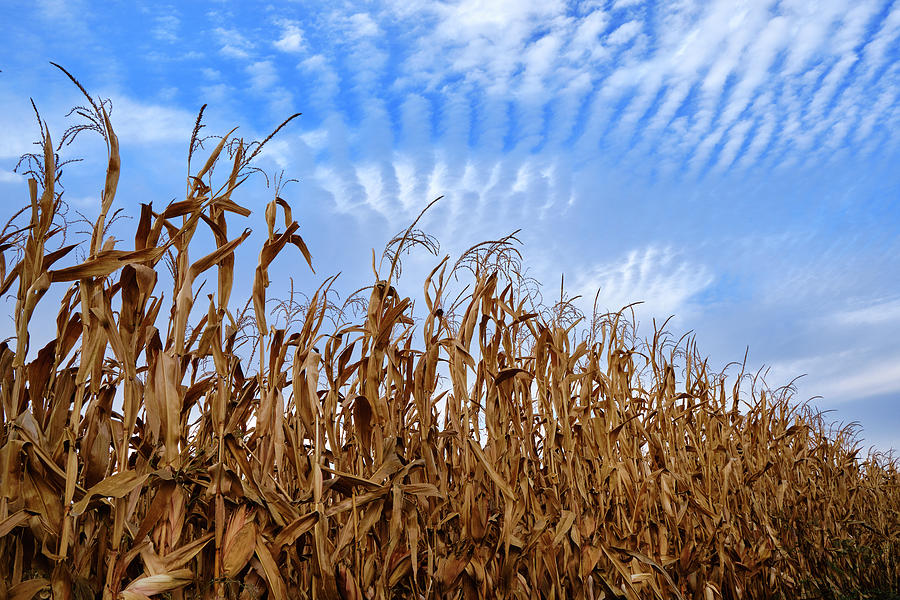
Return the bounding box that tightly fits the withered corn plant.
[1,71,898,600]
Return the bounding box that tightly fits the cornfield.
[1,70,898,600]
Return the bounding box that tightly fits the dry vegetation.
[1,73,898,600]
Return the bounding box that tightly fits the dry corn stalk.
[0,71,898,600]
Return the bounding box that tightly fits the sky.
[1,0,899,451]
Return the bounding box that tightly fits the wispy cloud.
[346,13,380,39]
[105,96,195,144]
[0,171,23,184]
[152,11,181,43]
[570,246,715,322]
[35,0,78,21]
[768,351,900,405]
[246,60,279,91]
[832,298,900,327]
[214,27,255,59]
[273,19,305,53]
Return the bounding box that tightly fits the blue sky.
[1,0,899,451]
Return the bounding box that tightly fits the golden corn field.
[1,71,898,600]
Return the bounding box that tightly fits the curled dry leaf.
[71,470,150,516]
[120,568,193,599]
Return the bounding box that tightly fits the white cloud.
[570,246,714,321]
[214,27,254,59]
[256,139,292,169]
[273,19,305,53]
[769,351,900,405]
[613,0,645,10]
[299,55,340,108]
[152,12,180,43]
[737,113,775,168]
[105,96,194,145]
[300,128,328,152]
[853,88,896,145]
[61,195,99,209]
[0,130,33,161]
[713,119,752,171]
[436,0,563,31]
[347,13,380,38]
[606,20,642,46]
[246,60,278,91]
[833,298,900,326]
[157,87,178,102]
[0,93,61,160]
[35,0,75,20]
[825,357,900,401]
[0,171,23,184]
[567,9,609,61]
[199,83,230,104]
[403,0,567,93]
[858,4,900,85]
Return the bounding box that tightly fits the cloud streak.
[235,0,900,228]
